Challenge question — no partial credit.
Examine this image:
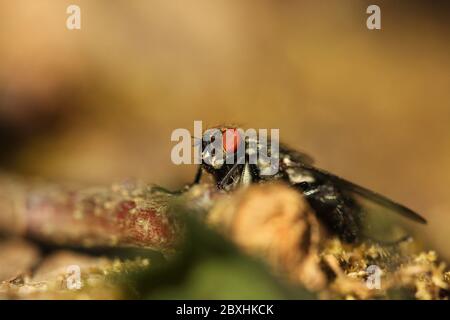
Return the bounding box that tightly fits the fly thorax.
[286,168,316,185]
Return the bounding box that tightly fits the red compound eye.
[222,128,240,153]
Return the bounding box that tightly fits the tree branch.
[0,175,183,254]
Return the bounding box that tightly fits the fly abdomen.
[295,182,362,243]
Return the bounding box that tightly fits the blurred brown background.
[0,1,449,257]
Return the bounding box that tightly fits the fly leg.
[218,162,240,189]
[179,166,203,193]
[193,166,203,184]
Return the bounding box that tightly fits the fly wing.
[298,164,427,224]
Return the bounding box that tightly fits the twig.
[0,175,183,254]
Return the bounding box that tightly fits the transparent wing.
[299,164,427,224]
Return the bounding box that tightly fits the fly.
[192,126,427,243]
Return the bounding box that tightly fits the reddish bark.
[0,175,182,253]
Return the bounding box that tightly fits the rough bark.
[0,175,183,254]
